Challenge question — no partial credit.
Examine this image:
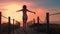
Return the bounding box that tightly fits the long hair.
[23,5,27,9]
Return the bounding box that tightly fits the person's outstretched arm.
[27,9,36,14]
[16,9,23,12]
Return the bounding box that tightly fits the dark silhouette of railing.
[46,12,60,34]
[50,12,60,16]
[0,12,20,34]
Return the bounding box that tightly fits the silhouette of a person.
[16,5,36,30]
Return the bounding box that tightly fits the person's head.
[23,5,27,9]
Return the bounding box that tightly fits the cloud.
[0,0,60,8]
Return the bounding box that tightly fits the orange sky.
[0,2,46,24]
[0,1,60,25]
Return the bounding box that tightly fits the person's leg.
[23,15,27,29]
[23,19,27,34]
[23,20,26,29]
[23,15,28,34]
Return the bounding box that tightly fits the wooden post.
[37,16,39,23]
[46,12,49,34]
[13,19,14,25]
[8,17,11,34]
[33,19,35,23]
[0,12,1,34]
[13,19,14,34]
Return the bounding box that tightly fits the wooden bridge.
[0,11,60,34]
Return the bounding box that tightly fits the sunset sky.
[0,0,60,24]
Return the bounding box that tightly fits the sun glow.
[2,4,23,24]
